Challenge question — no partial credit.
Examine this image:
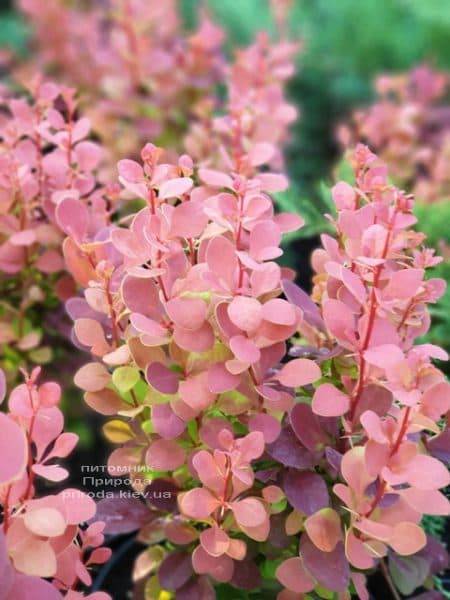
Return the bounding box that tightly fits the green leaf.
[260,558,283,580]
[187,419,199,443]
[112,366,140,393]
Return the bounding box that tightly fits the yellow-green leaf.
[112,366,140,392]
[103,419,134,443]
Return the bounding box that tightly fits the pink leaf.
[304,508,342,552]
[38,381,61,407]
[192,545,234,582]
[7,574,63,600]
[276,557,315,593]
[117,159,144,182]
[421,381,450,421]
[230,497,267,528]
[360,410,388,443]
[276,358,321,387]
[206,236,237,290]
[179,488,220,519]
[47,432,79,458]
[56,197,89,242]
[207,363,240,394]
[248,413,281,444]
[198,168,233,189]
[146,439,185,471]
[200,525,230,557]
[382,268,424,300]
[170,200,208,238]
[58,489,96,524]
[257,173,289,192]
[24,507,66,537]
[322,299,355,349]
[179,372,215,412]
[229,335,260,364]
[74,362,110,392]
[0,413,27,484]
[364,344,404,368]
[84,388,124,416]
[332,181,356,209]
[312,383,349,417]
[32,464,68,482]
[248,142,275,167]
[227,296,262,332]
[262,298,297,326]
[152,404,185,439]
[406,454,450,490]
[401,488,450,516]
[158,177,193,199]
[166,297,207,331]
[389,522,426,556]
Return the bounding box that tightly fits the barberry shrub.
[0,367,111,599]
[339,65,449,205]
[58,139,450,598]
[0,78,109,378]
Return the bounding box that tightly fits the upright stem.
[349,209,398,425]
[365,407,411,518]
[380,558,401,600]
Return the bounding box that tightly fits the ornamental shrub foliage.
[0,1,448,599]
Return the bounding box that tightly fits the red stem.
[365,407,411,517]
[349,209,398,425]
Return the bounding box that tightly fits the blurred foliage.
[187,0,450,198]
[0,10,27,55]
[415,200,450,361]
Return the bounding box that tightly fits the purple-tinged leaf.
[282,280,325,330]
[146,362,179,394]
[388,553,430,596]
[255,467,280,483]
[267,514,294,549]
[417,535,449,574]
[427,427,450,464]
[290,403,330,452]
[283,470,329,516]
[145,479,179,512]
[266,426,317,469]
[177,575,215,600]
[301,536,349,592]
[289,345,341,362]
[365,481,400,508]
[94,495,152,534]
[152,404,185,439]
[230,559,262,590]
[325,447,342,477]
[158,552,193,591]
[353,384,393,422]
